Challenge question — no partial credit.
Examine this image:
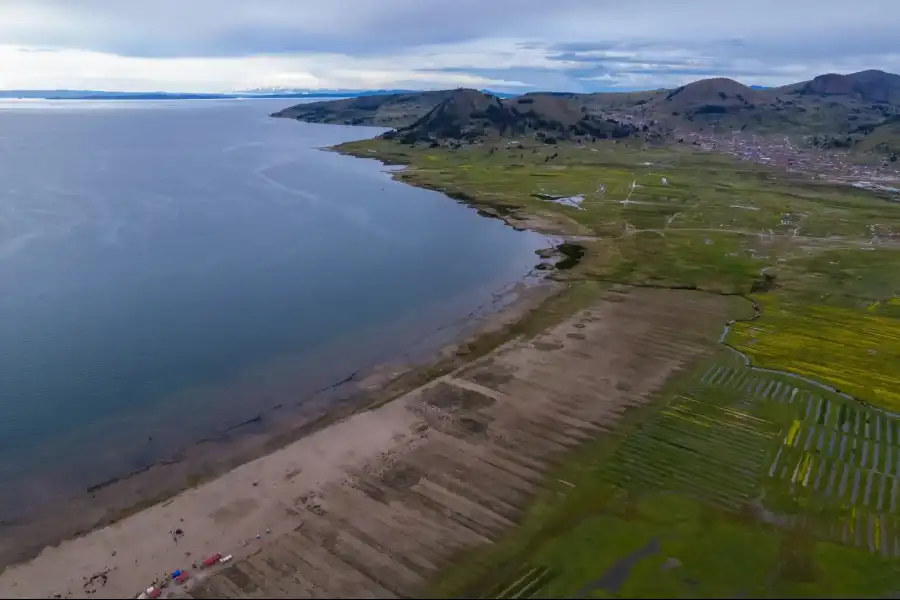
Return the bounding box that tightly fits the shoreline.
[1,125,816,598]
[0,127,578,591]
[0,263,563,574]
[0,281,736,599]
[327,142,577,237]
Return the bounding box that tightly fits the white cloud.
[0,44,533,92]
[0,0,897,92]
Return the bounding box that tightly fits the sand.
[0,286,736,599]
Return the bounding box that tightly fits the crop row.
[606,395,775,510]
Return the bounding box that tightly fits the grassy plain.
[728,246,900,412]
[429,351,900,598]
[730,294,900,411]
[340,137,900,293]
[335,136,900,597]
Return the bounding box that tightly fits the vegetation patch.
[429,353,900,598]
[553,242,585,270]
[729,296,900,411]
[333,136,900,597]
[337,137,900,294]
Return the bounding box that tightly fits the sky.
[0,0,898,93]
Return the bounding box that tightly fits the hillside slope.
[854,116,900,156]
[273,70,900,149]
[615,72,900,135]
[388,89,645,143]
[271,90,455,127]
[782,70,900,104]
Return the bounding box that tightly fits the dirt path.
[0,287,734,599]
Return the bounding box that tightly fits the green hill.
[854,115,900,157]
[273,70,900,149]
[270,90,456,128]
[387,89,644,143]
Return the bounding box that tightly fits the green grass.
[579,230,771,294]
[337,138,900,295]
[334,137,900,597]
[428,355,900,598]
[426,353,717,599]
[779,247,900,308]
[532,495,784,599]
[729,296,900,411]
[724,247,900,412]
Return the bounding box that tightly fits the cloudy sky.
[0,0,897,93]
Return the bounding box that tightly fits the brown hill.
[270,90,455,127]
[565,78,794,135]
[273,70,900,145]
[610,73,900,134]
[388,89,643,143]
[786,70,900,105]
[397,88,501,140]
[653,78,768,112]
[854,116,900,156]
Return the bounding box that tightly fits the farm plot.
[602,394,778,511]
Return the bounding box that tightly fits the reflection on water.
[0,99,545,516]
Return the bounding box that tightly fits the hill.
[606,73,899,135]
[386,89,644,144]
[652,77,768,113]
[619,78,784,131]
[783,70,900,104]
[271,90,462,128]
[853,115,900,157]
[273,70,900,148]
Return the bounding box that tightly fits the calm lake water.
[0,99,545,516]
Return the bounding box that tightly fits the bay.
[0,99,545,516]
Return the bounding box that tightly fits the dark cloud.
[0,0,569,57]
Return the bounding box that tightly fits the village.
[681,130,900,192]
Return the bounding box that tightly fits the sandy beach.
[0,284,737,599]
[0,266,552,568]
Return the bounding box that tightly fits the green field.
[339,138,900,294]
[428,355,900,598]
[337,137,900,596]
[729,296,900,411]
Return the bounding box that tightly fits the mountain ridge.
[273,70,900,155]
[384,88,646,144]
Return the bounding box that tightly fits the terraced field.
[709,361,900,559]
[433,351,900,598]
[5,121,900,598]
[173,287,735,599]
[703,363,900,514]
[329,138,900,597]
[16,140,891,599]
[603,392,779,511]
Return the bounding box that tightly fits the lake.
[0,99,546,518]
